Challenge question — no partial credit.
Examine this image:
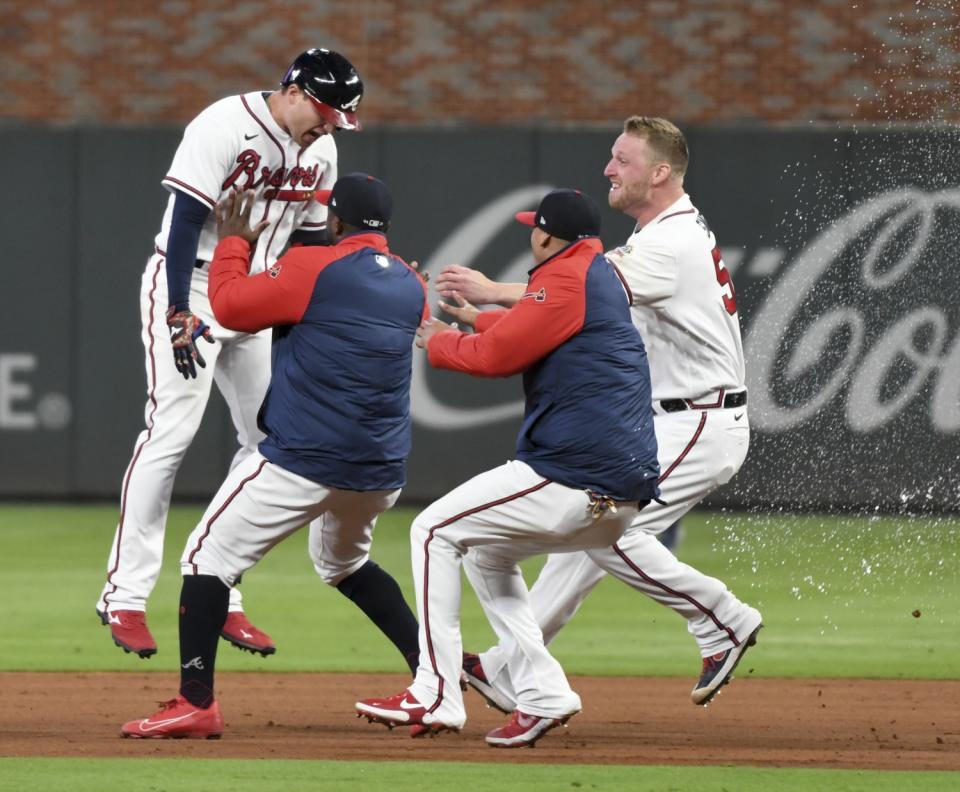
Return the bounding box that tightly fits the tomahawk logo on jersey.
[520,287,547,302]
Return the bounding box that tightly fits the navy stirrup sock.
[179,574,230,708]
[337,560,420,674]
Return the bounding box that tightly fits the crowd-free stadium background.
[2,0,958,511]
[1,2,958,790]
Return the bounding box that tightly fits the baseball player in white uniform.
[96,49,363,659]
[436,116,763,710]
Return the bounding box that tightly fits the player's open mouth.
[609,181,621,192]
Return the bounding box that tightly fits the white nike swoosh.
[399,699,422,711]
[138,711,198,732]
[109,614,121,625]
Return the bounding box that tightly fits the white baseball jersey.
[98,90,337,619]
[156,90,336,271]
[605,194,745,401]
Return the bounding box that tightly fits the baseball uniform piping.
[686,388,725,409]
[630,411,740,643]
[612,540,739,645]
[657,411,707,484]
[103,256,164,608]
[657,208,696,223]
[186,458,269,574]
[609,261,634,305]
[240,94,285,263]
[420,478,552,713]
[163,176,216,209]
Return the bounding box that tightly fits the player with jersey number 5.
[96,48,366,660]
[436,117,763,710]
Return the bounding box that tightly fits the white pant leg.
[587,530,761,657]
[98,256,222,613]
[471,549,606,699]
[408,460,635,725]
[467,545,584,718]
[473,409,754,692]
[203,292,272,611]
[181,452,398,588]
[308,489,401,586]
[209,331,270,475]
[585,409,757,656]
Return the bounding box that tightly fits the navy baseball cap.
[315,172,392,232]
[516,189,602,241]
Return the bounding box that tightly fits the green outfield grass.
[0,758,958,792]
[0,504,957,678]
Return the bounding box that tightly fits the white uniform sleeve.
[162,103,236,210]
[297,138,338,230]
[605,236,679,306]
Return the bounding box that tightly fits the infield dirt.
[0,673,956,770]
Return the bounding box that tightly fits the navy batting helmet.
[281,48,364,131]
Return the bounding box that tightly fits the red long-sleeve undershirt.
[427,239,602,377]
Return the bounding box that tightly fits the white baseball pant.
[97,256,270,614]
[406,459,641,729]
[181,451,400,590]
[471,405,760,701]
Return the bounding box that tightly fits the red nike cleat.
[355,690,457,736]
[102,610,157,658]
[220,612,276,656]
[121,696,223,739]
[462,651,513,713]
[485,709,574,748]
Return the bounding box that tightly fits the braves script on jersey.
[157,91,336,272]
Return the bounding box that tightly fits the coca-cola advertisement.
[392,128,960,513]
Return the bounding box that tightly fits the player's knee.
[313,553,369,587]
[180,562,234,589]
[410,509,437,543]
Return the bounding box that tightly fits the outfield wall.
[1,126,958,512]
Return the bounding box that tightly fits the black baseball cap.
[315,172,392,232]
[516,188,601,241]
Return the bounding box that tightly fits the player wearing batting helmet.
[96,49,378,663]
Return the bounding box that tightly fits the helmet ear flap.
[281,48,364,130]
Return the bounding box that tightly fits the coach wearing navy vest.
[120,174,427,739]
[356,188,660,747]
